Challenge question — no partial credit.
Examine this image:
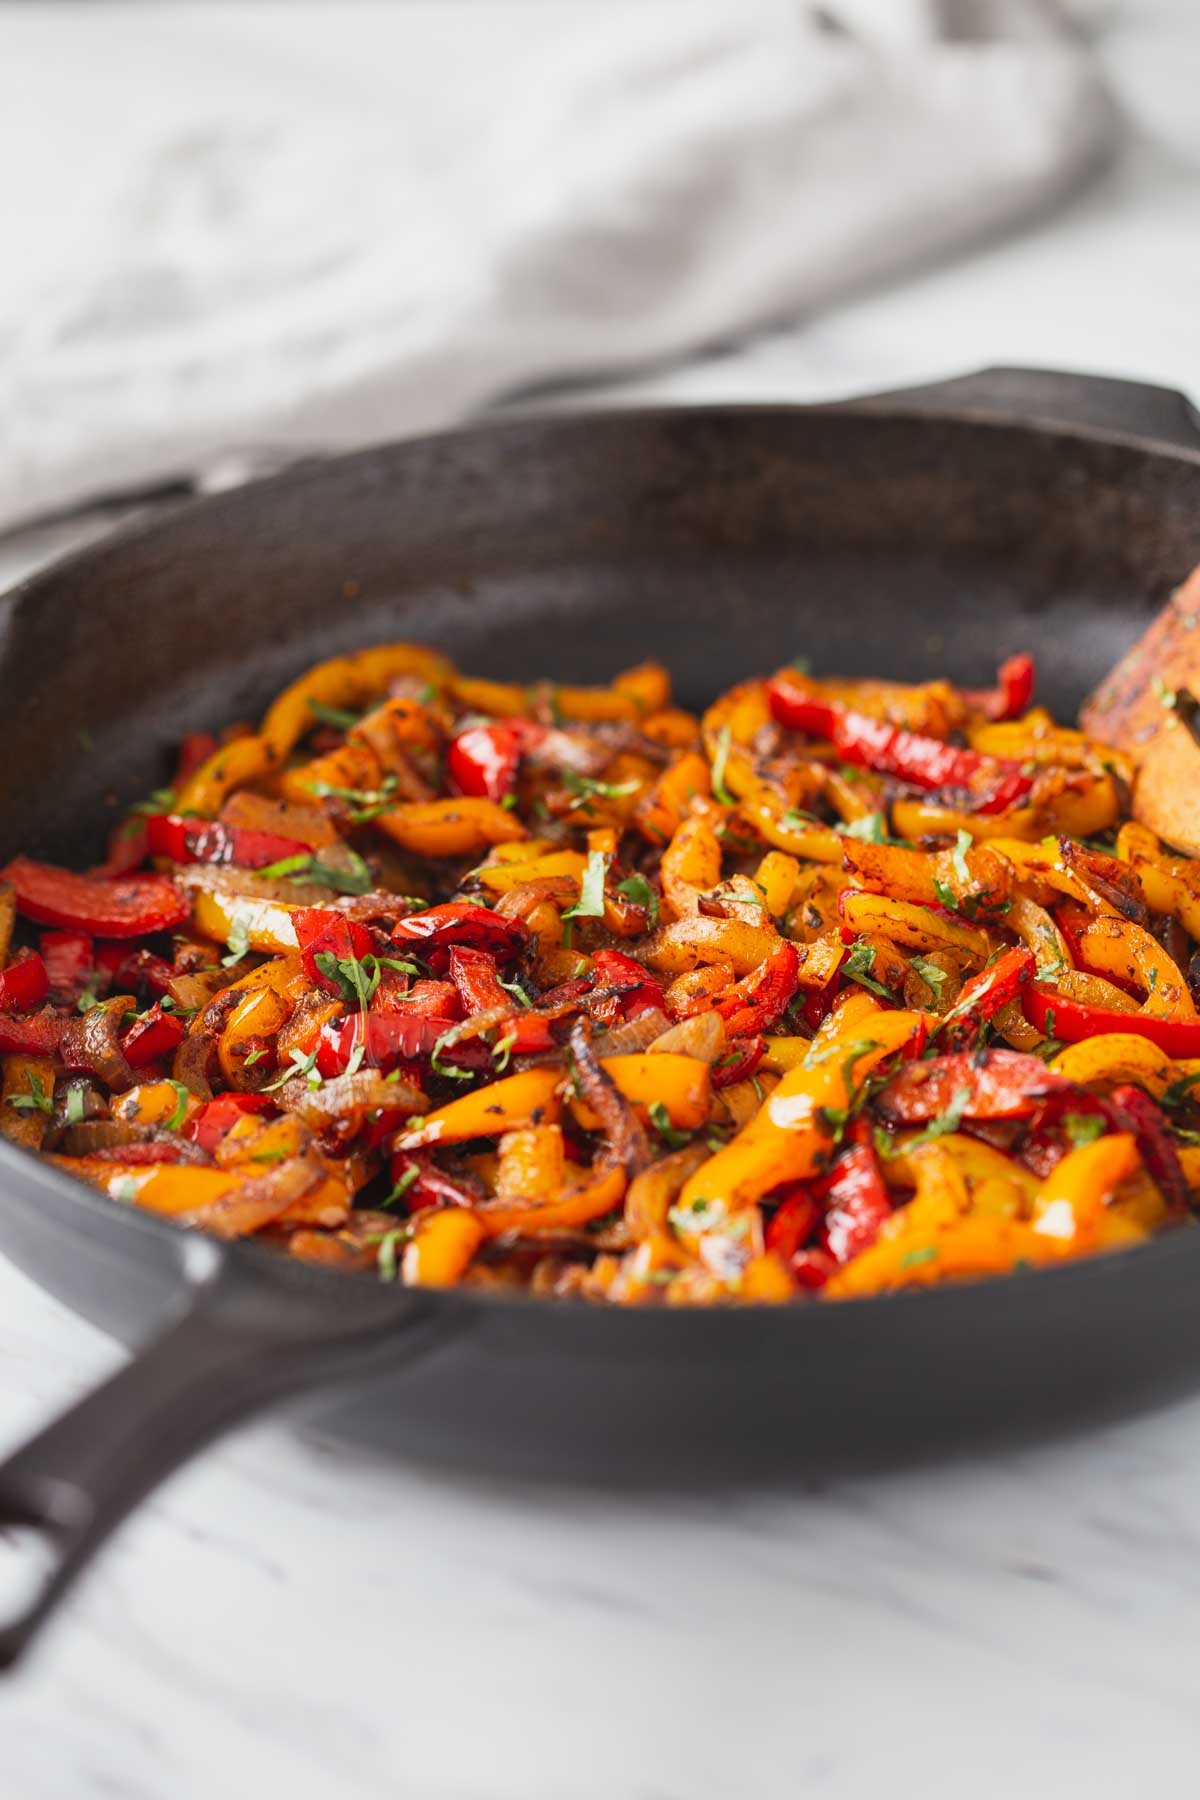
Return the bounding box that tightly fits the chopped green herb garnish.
[164,1080,191,1133]
[306,772,399,823]
[64,1086,86,1127]
[375,1226,413,1283]
[561,769,639,809]
[1063,1112,1105,1148]
[221,919,252,968]
[843,940,891,1000]
[909,956,948,1001]
[711,726,736,806]
[899,1246,939,1270]
[257,849,374,895]
[876,1084,972,1156]
[6,1072,54,1116]
[381,1166,420,1210]
[263,1044,322,1092]
[308,698,360,731]
[649,1100,691,1150]
[431,1028,473,1082]
[952,829,972,885]
[563,849,609,920]
[616,873,659,929]
[843,812,886,844]
[313,949,381,1011]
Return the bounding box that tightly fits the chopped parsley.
[6,1072,54,1116]
[563,849,609,920]
[375,1225,414,1283]
[263,1044,323,1092]
[1063,1112,1105,1148]
[899,1246,939,1270]
[616,873,659,929]
[876,1084,972,1157]
[221,919,251,968]
[257,849,374,895]
[649,1100,691,1150]
[381,1166,420,1209]
[430,1028,473,1082]
[951,829,972,885]
[561,769,639,810]
[843,940,891,1000]
[164,1080,191,1133]
[307,698,360,731]
[711,726,736,806]
[306,772,399,823]
[909,956,948,1001]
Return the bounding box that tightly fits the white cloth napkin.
[0,0,1116,533]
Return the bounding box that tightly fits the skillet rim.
[4,393,1200,1329]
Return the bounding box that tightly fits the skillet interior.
[5,401,1200,1479]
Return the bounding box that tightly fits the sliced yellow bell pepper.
[396,1067,563,1150]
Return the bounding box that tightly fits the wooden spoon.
[1082,562,1200,854]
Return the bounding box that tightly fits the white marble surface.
[6,4,1200,1795]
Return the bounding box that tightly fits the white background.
[4,4,1200,1796]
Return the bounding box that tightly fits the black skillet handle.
[0,1236,445,1668]
[855,365,1200,456]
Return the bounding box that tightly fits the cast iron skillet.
[2,366,1200,1666]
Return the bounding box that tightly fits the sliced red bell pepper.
[716,939,799,1038]
[40,931,96,1000]
[765,1186,819,1262]
[448,944,512,1014]
[0,953,49,1013]
[814,1141,892,1264]
[799,978,843,1034]
[447,720,547,801]
[372,977,462,1021]
[790,1248,837,1291]
[876,1048,1070,1124]
[316,1012,492,1080]
[448,946,556,1054]
[293,908,375,996]
[110,946,176,998]
[0,1012,65,1056]
[764,672,1033,811]
[711,1035,766,1090]
[92,819,149,878]
[387,1150,484,1213]
[587,948,666,1027]
[146,814,313,871]
[964,652,1036,722]
[173,731,218,786]
[184,1091,278,1155]
[1101,1084,1188,1214]
[2,857,188,938]
[941,946,1035,1049]
[1026,1084,1189,1213]
[121,1001,186,1069]
[1023,985,1200,1059]
[392,902,530,970]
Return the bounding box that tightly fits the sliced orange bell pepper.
[676,1001,923,1214]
